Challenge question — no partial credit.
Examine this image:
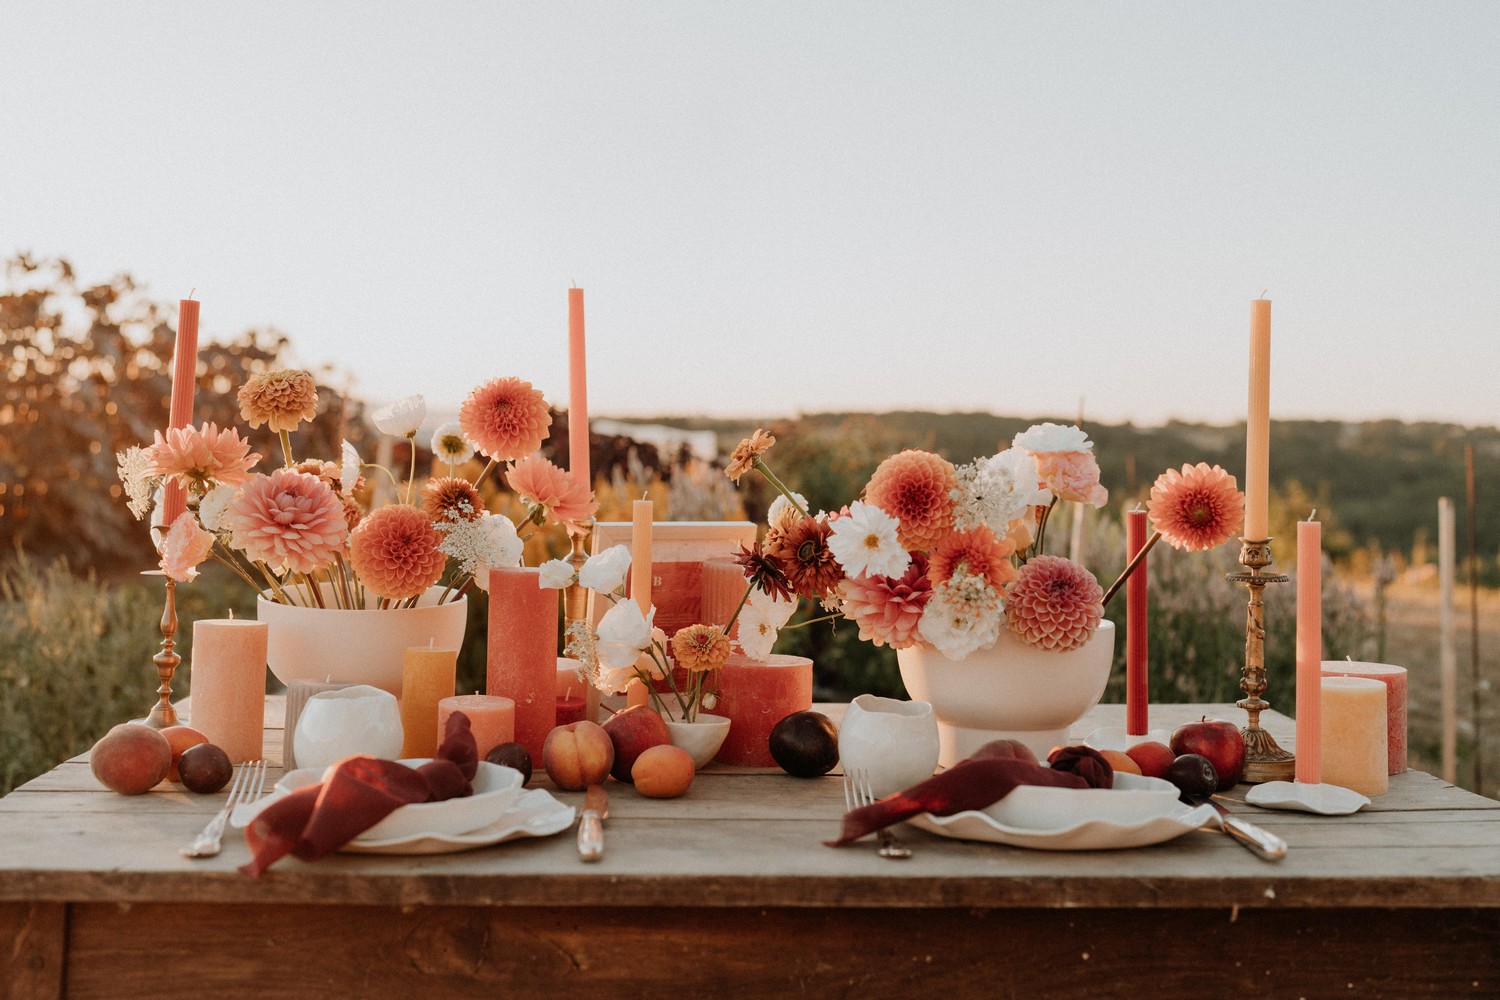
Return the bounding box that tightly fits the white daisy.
[826,501,910,578]
[430,421,475,467]
[372,394,426,437]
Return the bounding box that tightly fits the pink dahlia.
[505,455,598,528]
[863,450,957,551]
[1005,555,1103,652]
[458,377,552,463]
[143,422,260,490]
[837,552,933,649]
[224,469,348,574]
[928,526,1018,590]
[349,504,447,601]
[1035,450,1109,508]
[1147,463,1245,552]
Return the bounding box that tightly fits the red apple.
[1170,717,1246,790]
[601,705,671,783]
[1124,740,1176,779]
[542,721,614,791]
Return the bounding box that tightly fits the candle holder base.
[141,571,181,730]
[1228,538,1294,785]
[1239,726,1296,783]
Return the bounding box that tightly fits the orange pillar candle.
[1125,509,1149,736]
[1320,676,1388,796]
[714,653,813,767]
[161,297,200,527]
[188,618,267,764]
[1322,661,1408,774]
[1295,518,1323,783]
[399,645,458,758]
[438,694,515,760]
[487,565,560,763]
[567,288,590,490]
[627,499,654,709]
[700,557,747,639]
[1244,298,1272,539]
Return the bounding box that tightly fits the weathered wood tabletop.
[3,700,1498,1000]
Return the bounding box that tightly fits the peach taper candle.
[1244,298,1271,539]
[626,498,654,708]
[160,297,200,526]
[568,288,590,490]
[1295,515,1322,783]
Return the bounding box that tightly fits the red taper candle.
[1125,508,1149,736]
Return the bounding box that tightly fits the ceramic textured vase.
[837,694,941,798]
[896,620,1115,766]
[662,710,732,769]
[258,584,468,697]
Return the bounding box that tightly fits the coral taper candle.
[626,499,654,708]
[567,288,590,491]
[399,645,458,758]
[188,618,266,764]
[161,297,200,526]
[1245,298,1272,539]
[1320,675,1388,796]
[1125,509,1149,736]
[1295,517,1323,783]
[486,566,560,763]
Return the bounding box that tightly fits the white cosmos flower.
[538,558,576,590]
[340,440,361,493]
[372,394,426,437]
[747,589,798,630]
[456,513,525,590]
[1011,422,1092,454]
[430,421,475,466]
[826,501,910,578]
[579,545,632,593]
[735,601,782,660]
[596,600,654,670]
[951,448,1052,534]
[198,483,239,533]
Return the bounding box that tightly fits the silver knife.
[577,784,607,862]
[1207,797,1287,861]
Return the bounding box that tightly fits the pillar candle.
[627,499,654,709]
[189,618,266,764]
[399,645,458,758]
[1320,675,1388,796]
[438,694,515,760]
[1244,298,1271,539]
[282,679,354,769]
[714,653,812,767]
[487,565,560,763]
[700,557,747,639]
[1322,661,1408,774]
[1295,519,1323,783]
[567,288,590,491]
[556,656,585,699]
[1125,509,1149,736]
[555,695,586,727]
[160,298,200,526]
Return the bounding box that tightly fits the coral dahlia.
[1005,555,1103,652]
[224,469,348,574]
[864,449,957,551]
[237,369,319,433]
[928,525,1018,590]
[505,455,598,528]
[1146,462,1245,552]
[458,377,552,463]
[349,504,448,601]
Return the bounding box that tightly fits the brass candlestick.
[562,519,599,723]
[142,570,182,729]
[1227,538,1294,782]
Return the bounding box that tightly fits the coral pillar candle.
[399,645,458,758]
[1320,675,1388,796]
[1295,518,1323,783]
[567,288,590,490]
[627,499,654,709]
[1244,298,1272,539]
[1322,661,1408,774]
[1125,509,1149,735]
[487,566,560,763]
[282,679,354,769]
[700,557,747,639]
[188,618,266,764]
[437,694,515,760]
[714,653,813,767]
[161,297,200,526]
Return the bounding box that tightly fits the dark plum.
[769,711,839,778]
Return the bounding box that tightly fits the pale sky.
[4,2,1497,426]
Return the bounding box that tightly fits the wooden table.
[3,701,1498,1000]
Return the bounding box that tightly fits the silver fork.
[843,767,912,860]
[181,759,268,859]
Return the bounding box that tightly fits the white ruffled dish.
[340,788,575,855]
[1244,780,1370,815]
[1083,727,1174,752]
[232,759,525,842]
[907,772,1217,850]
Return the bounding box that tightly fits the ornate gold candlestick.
[142,570,182,729]
[562,519,599,723]
[1227,538,1294,782]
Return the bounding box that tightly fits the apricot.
[1098,749,1142,775]
[601,706,671,783]
[90,723,172,795]
[1125,740,1177,779]
[631,744,695,798]
[160,725,210,782]
[542,721,614,791]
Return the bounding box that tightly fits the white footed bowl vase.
[896,620,1115,765]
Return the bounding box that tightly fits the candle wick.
[188,288,196,300]
[1309,508,1318,522]
[1132,501,1144,512]
[229,608,235,620]
[1260,288,1268,298]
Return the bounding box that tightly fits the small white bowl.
[985,772,1180,831]
[273,759,525,841]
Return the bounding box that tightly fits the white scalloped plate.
[908,789,1219,851]
[339,788,575,855]
[1244,780,1370,816]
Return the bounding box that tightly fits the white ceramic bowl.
[985,772,1179,831]
[274,759,525,841]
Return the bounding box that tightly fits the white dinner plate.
[340,788,575,855]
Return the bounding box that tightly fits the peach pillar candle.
[1320,676,1388,796]
[1295,518,1323,783]
[626,499,654,709]
[567,288,590,490]
[399,645,458,758]
[188,618,266,764]
[487,565,560,763]
[556,657,585,699]
[700,557,747,639]
[1125,509,1149,736]
[282,679,354,769]
[1244,298,1271,539]
[714,653,813,767]
[160,297,200,526]
[1322,661,1408,774]
[438,694,515,760]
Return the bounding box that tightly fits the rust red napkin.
[240,712,479,876]
[826,743,1114,847]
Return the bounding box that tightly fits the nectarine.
[632,744,695,798]
[543,721,614,791]
[1124,740,1176,779]
[90,723,171,795]
[1097,749,1142,776]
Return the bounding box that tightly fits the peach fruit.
[601,705,671,783]
[1125,741,1177,779]
[160,725,209,782]
[631,744,696,798]
[1098,749,1143,776]
[89,722,172,795]
[542,721,614,791]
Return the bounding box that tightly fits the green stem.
[472,458,498,490]
[782,611,842,630]
[722,581,756,634]
[752,457,810,518]
[1101,529,1162,607]
[278,430,295,468]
